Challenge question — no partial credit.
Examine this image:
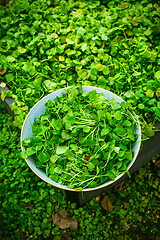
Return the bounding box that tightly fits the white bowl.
[21,86,141,192]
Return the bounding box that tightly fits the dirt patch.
[0,0,9,6]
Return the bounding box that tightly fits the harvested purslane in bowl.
[22,87,140,189]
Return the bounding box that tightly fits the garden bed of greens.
[0,0,160,239]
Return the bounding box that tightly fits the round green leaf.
[81,43,87,51]
[155,71,160,79]
[90,67,97,76]
[103,66,109,75]
[101,127,110,136]
[146,89,154,98]
[56,146,68,155]
[144,29,152,36]
[20,151,28,159]
[101,34,108,40]
[114,111,122,120]
[138,103,145,109]
[6,56,16,62]
[1,149,9,155]
[95,64,104,71]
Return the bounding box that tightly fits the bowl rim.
[21,86,141,192]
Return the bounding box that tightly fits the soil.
[0,0,9,6]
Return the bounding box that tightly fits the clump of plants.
[21,87,139,189]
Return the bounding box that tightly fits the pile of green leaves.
[22,87,139,189]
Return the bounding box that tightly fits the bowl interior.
[21,86,141,191]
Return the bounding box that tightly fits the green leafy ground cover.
[0,0,160,239]
[0,104,160,240]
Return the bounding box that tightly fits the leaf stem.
[81,126,97,143]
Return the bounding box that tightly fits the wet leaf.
[107,170,116,180]
[101,127,110,136]
[0,90,6,101]
[77,27,86,37]
[118,208,127,216]
[155,108,160,118]
[155,71,160,79]
[156,88,160,97]
[20,151,28,159]
[56,146,68,155]
[144,29,152,36]
[18,47,26,54]
[139,168,146,175]
[6,56,16,62]
[90,67,97,76]
[26,147,36,156]
[146,89,154,98]
[144,125,155,137]
[54,166,63,174]
[81,43,87,51]
[101,195,113,212]
[103,66,109,75]
[50,155,58,163]
[120,2,129,8]
[20,203,34,209]
[1,149,9,155]
[52,209,78,229]
[114,111,122,120]
[95,64,104,71]
[0,69,6,75]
